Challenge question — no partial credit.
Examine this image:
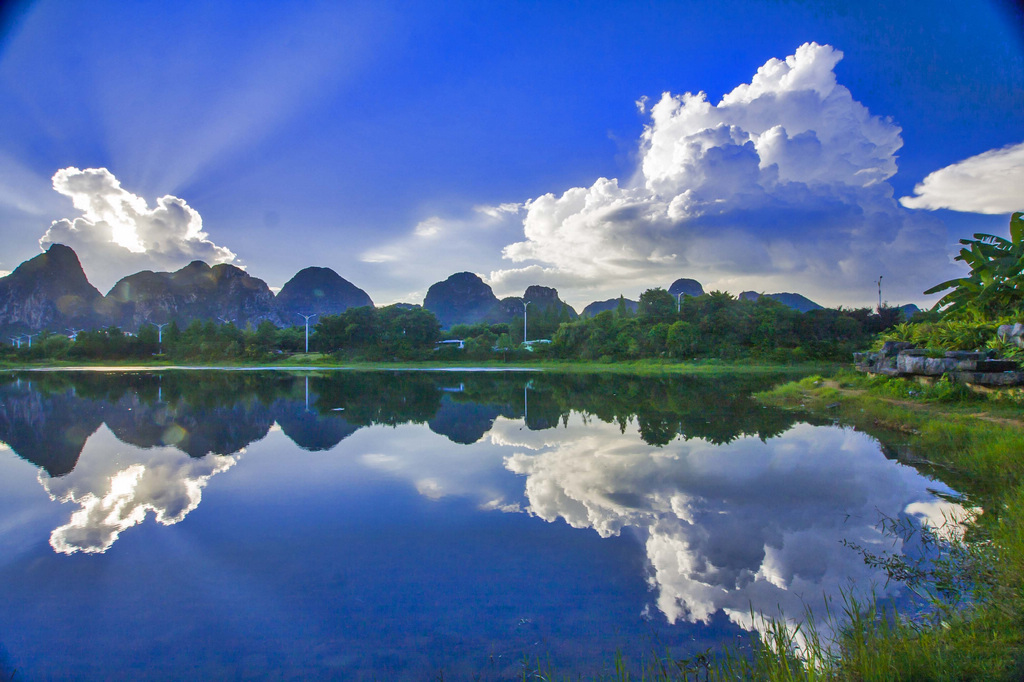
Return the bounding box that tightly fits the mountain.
[739,291,823,312]
[275,267,373,322]
[523,285,578,318]
[423,272,502,328]
[668,278,705,298]
[497,285,579,321]
[106,261,280,329]
[582,297,639,317]
[0,244,109,337]
[898,303,921,319]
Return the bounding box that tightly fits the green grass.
[746,370,1024,681]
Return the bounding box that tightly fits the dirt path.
[821,379,1024,429]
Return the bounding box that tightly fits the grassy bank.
[737,370,1024,681]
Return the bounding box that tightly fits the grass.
[744,369,1024,680]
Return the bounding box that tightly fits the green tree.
[925,212,1024,320]
[638,288,677,320]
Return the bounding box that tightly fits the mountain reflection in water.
[0,370,961,679]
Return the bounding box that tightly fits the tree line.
[1,293,905,363]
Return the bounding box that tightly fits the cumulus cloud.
[499,419,962,645]
[496,43,954,307]
[900,142,1024,214]
[39,167,237,291]
[41,425,238,554]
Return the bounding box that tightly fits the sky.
[0,0,1021,310]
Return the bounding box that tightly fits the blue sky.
[0,0,1021,309]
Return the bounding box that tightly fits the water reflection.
[43,427,238,554]
[496,418,961,643]
[0,369,961,666]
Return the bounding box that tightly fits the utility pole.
[298,313,317,353]
[876,276,883,312]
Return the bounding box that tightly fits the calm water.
[0,370,960,680]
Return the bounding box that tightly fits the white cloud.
[39,167,237,291]
[500,419,963,647]
[900,141,1024,214]
[358,206,525,304]
[41,425,238,554]
[473,202,524,219]
[496,42,954,307]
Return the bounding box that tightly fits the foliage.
[553,290,889,362]
[315,305,440,358]
[925,212,1024,319]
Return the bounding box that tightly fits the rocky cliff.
[107,261,280,329]
[668,278,705,298]
[423,272,502,328]
[0,244,109,337]
[275,267,373,322]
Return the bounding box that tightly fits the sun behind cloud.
[39,167,237,291]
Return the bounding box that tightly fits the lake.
[0,370,961,680]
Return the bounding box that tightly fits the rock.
[997,323,1024,348]
[951,371,1024,387]
[881,341,916,356]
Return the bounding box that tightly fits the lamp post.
[676,292,684,312]
[876,276,883,312]
[24,332,39,348]
[521,300,531,344]
[298,313,317,353]
[151,322,168,354]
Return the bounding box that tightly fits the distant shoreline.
[0,359,836,375]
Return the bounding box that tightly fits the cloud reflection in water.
[496,419,962,643]
[41,426,238,554]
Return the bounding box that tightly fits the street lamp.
[150,322,168,354]
[298,313,317,353]
[676,292,684,312]
[521,300,531,344]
